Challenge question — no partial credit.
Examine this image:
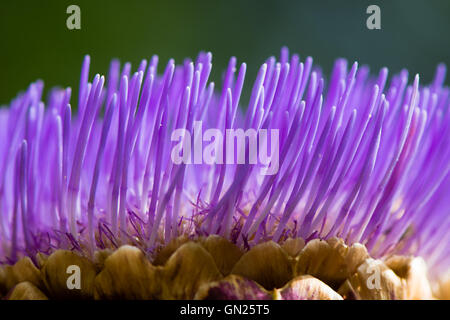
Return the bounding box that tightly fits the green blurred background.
[0,0,449,105]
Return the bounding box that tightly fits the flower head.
[0,48,448,299]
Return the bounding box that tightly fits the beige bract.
[0,236,439,300]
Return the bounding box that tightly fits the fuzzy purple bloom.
[0,48,448,278]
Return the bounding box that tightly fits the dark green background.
[1,0,449,105]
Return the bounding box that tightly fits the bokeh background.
[1,0,449,105]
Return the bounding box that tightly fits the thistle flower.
[0,48,449,300]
